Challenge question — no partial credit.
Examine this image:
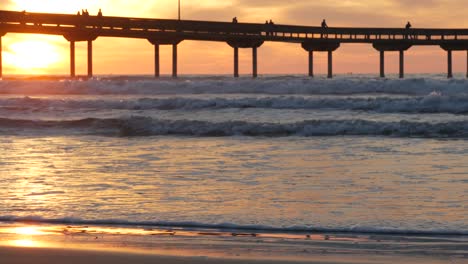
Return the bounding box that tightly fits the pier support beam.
[70,41,75,78]
[0,36,3,79]
[301,41,340,78]
[308,51,314,77]
[148,36,183,78]
[447,50,453,79]
[0,33,7,79]
[327,51,333,78]
[380,51,385,78]
[252,47,258,78]
[172,44,178,78]
[63,34,97,78]
[227,39,264,78]
[234,47,239,78]
[373,42,412,79]
[154,44,160,78]
[399,50,404,79]
[440,43,468,78]
[87,40,93,78]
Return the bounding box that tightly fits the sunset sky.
[2,0,468,75]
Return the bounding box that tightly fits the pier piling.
[0,36,2,79]
[253,46,258,78]
[70,41,75,78]
[234,47,239,77]
[399,50,404,79]
[380,51,385,78]
[308,51,314,77]
[87,40,93,78]
[154,44,160,78]
[328,51,333,78]
[448,50,453,78]
[172,44,178,78]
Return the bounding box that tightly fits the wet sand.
[0,246,458,264]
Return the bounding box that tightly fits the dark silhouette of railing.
[1,10,468,78]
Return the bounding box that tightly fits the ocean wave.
[1,77,468,96]
[1,117,468,138]
[0,215,465,236]
[2,93,468,114]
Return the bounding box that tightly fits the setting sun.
[4,40,61,74]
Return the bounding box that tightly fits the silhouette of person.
[98,9,103,17]
[405,21,412,29]
[321,19,328,38]
[321,19,328,28]
[232,17,238,23]
[77,11,81,16]
[405,21,412,39]
[265,20,270,36]
[265,19,276,36]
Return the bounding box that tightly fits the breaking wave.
[2,93,468,114]
[0,215,466,236]
[1,116,468,138]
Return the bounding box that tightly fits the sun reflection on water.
[8,239,39,247]
[0,225,51,248]
[13,226,46,236]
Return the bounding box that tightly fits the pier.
[1,10,468,78]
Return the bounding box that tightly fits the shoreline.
[0,222,465,263]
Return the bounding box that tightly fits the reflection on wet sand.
[0,222,466,262]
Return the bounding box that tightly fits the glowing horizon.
[1,0,468,75]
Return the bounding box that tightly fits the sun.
[4,40,61,74]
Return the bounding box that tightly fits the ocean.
[0,75,467,259]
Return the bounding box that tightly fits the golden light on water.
[13,226,45,236]
[0,226,49,248]
[9,239,39,247]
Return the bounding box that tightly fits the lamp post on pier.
[178,0,180,20]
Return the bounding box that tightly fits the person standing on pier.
[98,9,103,17]
[405,21,412,39]
[265,20,270,36]
[321,19,328,38]
[321,19,328,28]
[405,21,412,29]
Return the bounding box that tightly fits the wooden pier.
[1,10,468,78]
